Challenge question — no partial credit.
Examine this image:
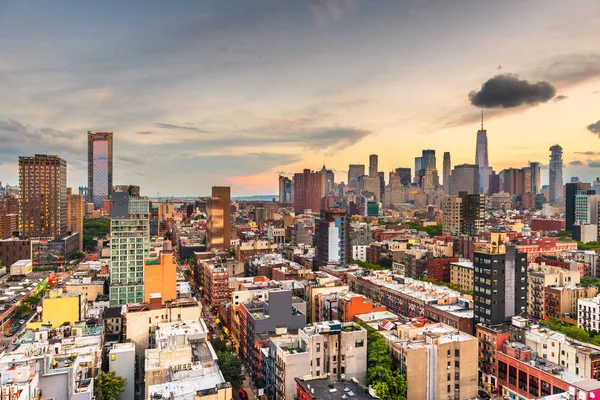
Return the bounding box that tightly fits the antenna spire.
[481,109,484,131]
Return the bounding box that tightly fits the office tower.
[442,152,451,192]
[206,186,231,251]
[18,154,67,239]
[529,162,541,195]
[320,165,334,196]
[422,149,436,169]
[360,176,380,200]
[475,119,489,167]
[314,208,349,269]
[522,166,532,194]
[422,168,439,194]
[549,145,563,202]
[499,168,526,196]
[87,131,113,209]
[378,171,385,200]
[474,245,528,325]
[347,164,365,189]
[278,176,292,203]
[565,182,593,231]
[414,157,423,183]
[447,164,479,196]
[394,168,411,186]
[66,188,84,252]
[293,169,323,213]
[369,154,378,177]
[109,188,150,306]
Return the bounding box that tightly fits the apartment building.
[383,322,478,400]
[450,260,474,292]
[123,295,202,379]
[545,284,598,322]
[299,321,367,383]
[528,263,580,319]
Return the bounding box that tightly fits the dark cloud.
[0,118,84,160]
[589,161,600,168]
[154,123,207,132]
[587,120,600,135]
[569,160,584,166]
[138,131,154,135]
[575,151,600,156]
[553,95,568,102]
[468,74,556,108]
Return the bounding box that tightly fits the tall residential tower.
[109,187,150,306]
[443,152,451,192]
[206,186,231,251]
[18,154,67,239]
[87,131,113,209]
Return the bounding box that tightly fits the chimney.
[149,294,163,310]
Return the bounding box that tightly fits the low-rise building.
[528,263,580,319]
[299,321,368,383]
[65,277,105,303]
[295,377,377,400]
[109,342,136,400]
[123,295,202,380]
[383,322,478,400]
[450,260,474,292]
[545,284,598,323]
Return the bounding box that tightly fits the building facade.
[109,189,150,306]
[87,131,113,209]
[206,186,231,251]
[18,154,67,239]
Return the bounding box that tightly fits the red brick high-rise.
[293,169,323,213]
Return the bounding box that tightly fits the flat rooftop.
[294,377,376,400]
[147,368,228,400]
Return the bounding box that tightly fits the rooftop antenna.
[481,109,484,131]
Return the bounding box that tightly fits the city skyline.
[1,1,600,196]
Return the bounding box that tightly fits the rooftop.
[294,377,376,400]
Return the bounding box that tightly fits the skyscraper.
[109,187,149,306]
[278,176,293,203]
[565,182,593,232]
[447,164,479,196]
[421,149,436,170]
[314,208,349,269]
[499,168,526,196]
[320,165,335,196]
[369,154,378,178]
[87,131,113,209]
[18,154,67,239]
[475,115,491,194]
[394,168,411,186]
[529,162,541,195]
[442,152,451,192]
[414,157,422,183]
[377,171,385,200]
[66,187,84,252]
[206,186,231,251]
[549,145,563,203]
[347,164,365,189]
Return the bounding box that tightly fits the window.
[355,339,364,348]
[316,358,320,367]
[455,349,460,357]
[316,343,321,352]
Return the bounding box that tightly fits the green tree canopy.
[95,371,126,400]
[217,351,244,387]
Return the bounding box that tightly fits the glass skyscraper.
[87,131,113,209]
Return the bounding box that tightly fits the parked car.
[478,389,491,400]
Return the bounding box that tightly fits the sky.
[1,0,600,197]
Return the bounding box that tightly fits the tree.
[211,337,229,354]
[95,371,126,400]
[217,351,244,387]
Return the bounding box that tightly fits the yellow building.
[450,260,474,292]
[41,289,82,328]
[65,278,105,303]
[143,243,177,303]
